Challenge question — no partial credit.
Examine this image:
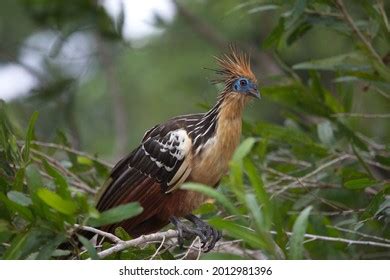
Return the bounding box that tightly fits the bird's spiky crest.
[213,46,257,88]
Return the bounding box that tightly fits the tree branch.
[76,224,123,243]
[84,225,390,259]
[335,0,384,66]
[97,229,178,259]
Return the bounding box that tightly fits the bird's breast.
[189,117,242,186]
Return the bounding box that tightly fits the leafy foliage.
[0,0,389,259]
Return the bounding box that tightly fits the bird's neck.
[216,93,247,120]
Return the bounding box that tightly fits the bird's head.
[214,47,260,100]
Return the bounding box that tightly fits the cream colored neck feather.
[189,93,248,186]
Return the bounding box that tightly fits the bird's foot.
[169,214,222,252]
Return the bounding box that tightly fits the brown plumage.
[95,47,259,243]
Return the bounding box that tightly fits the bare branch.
[97,229,178,259]
[328,225,390,243]
[76,224,123,243]
[300,154,351,181]
[271,231,390,249]
[90,224,390,260]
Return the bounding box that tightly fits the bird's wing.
[96,123,193,213]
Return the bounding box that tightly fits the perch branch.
[75,224,123,243]
[96,229,179,259]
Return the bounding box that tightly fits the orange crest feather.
[214,47,257,85]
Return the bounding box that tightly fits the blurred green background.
[2,0,387,161]
[0,0,389,260]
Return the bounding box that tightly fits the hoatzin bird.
[95,48,259,251]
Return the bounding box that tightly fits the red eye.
[240,79,247,86]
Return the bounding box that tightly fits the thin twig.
[31,149,96,194]
[267,155,312,167]
[149,235,166,260]
[356,132,387,150]
[38,169,96,194]
[180,236,202,260]
[305,9,343,19]
[287,209,365,217]
[271,154,351,197]
[335,0,384,66]
[270,231,390,249]
[300,154,351,181]
[328,225,390,243]
[372,86,390,100]
[332,113,390,118]
[27,140,113,168]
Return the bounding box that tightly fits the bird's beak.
[248,87,261,99]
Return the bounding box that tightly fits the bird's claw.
[170,215,222,252]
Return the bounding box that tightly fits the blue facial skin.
[232,78,260,99]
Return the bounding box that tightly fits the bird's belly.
[159,189,207,218]
[189,153,229,186]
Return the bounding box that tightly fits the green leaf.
[285,0,307,28]
[159,248,175,260]
[254,122,328,156]
[317,121,334,146]
[244,159,271,229]
[42,160,70,199]
[25,165,43,192]
[13,167,25,192]
[181,183,242,218]
[232,137,256,163]
[289,206,312,259]
[88,202,143,227]
[375,199,390,217]
[77,156,93,166]
[78,235,99,260]
[209,217,266,249]
[361,185,389,219]
[36,235,66,259]
[293,52,372,71]
[287,20,312,45]
[36,188,78,215]
[263,18,285,49]
[193,202,216,215]
[22,112,39,163]
[344,178,376,190]
[7,191,32,206]
[114,226,131,241]
[247,4,279,14]
[245,193,265,231]
[2,232,29,259]
[0,192,34,222]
